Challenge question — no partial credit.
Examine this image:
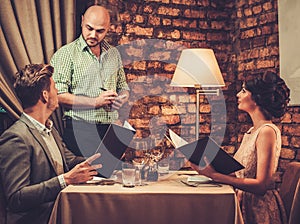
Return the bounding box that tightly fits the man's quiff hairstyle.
[14,64,54,109]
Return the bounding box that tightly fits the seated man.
[0,64,101,224]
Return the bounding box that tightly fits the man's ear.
[41,90,48,103]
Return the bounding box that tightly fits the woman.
[192,71,290,224]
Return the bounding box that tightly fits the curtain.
[0,0,76,134]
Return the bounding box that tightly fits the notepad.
[92,122,136,178]
[168,130,244,175]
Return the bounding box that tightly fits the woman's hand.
[190,156,218,179]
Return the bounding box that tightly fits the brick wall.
[99,0,299,173]
[233,0,300,181]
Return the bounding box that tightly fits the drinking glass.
[132,156,148,186]
[158,157,170,175]
[122,162,135,188]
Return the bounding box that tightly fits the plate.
[187,175,212,184]
[86,176,106,184]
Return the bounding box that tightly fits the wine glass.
[132,154,149,186]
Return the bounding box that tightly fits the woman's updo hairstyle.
[244,71,290,119]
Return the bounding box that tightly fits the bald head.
[83,5,110,24]
[81,5,111,48]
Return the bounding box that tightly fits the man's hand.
[95,90,117,109]
[63,153,102,185]
[111,94,127,111]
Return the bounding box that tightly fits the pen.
[100,87,107,91]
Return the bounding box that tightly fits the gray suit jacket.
[0,114,85,224]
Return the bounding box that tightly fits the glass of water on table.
[122,162,136,188]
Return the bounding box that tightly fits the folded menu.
[168,130,244,175]
[93,121,136,178]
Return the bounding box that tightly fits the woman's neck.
[249,110,272,131]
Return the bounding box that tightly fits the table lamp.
[170,48,225,140]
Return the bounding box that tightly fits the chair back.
[279,162,300,221]
[0,179,7,224]
[289,178,300,224]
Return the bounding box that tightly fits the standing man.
[0,64,101,224]
[50,5,130,157]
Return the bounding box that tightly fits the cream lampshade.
[170,48,225,140]
[170,48,225,88]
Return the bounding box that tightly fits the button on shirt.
[23,113,66,188]
[50,35,130,123]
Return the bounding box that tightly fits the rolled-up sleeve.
[50,47,73,94]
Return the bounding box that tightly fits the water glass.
[135,165,143,185]
[122,162,136,187]
[158,157,170,175]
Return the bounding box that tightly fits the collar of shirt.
[78,35,110,55]
[23,113,53,135]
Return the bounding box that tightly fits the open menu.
[168,129,244,175]
[93,121,136,178]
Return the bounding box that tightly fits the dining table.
[49,170,244,224]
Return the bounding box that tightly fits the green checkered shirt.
[50,35,129,123]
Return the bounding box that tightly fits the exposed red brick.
[158,6,180,16]
[182,31,205,41]
[149,15,160,26]
[200,124,211,134]
[208,11,229,20]
[172,18,186,28]
[161,105,179,115]
[164,115,181,125]
[260,12,277,25]
[164,63,176,72]
[244,8,252,16]
[261,25,272,35]
[143,5,153,14]
[183,9,205,18]
[196,0,209,7]
[292,114,300,123]
[199,21,209,29]
[291,137,300,148]
[280,148,296,160]
[148,0,170,3]
[181,114,196,124]
[172,0,196,5]
[132,61,147,70]
[256,60,274,69]
[253,5,262,14]
[126,24,153,36]
[237,9,243,18]
[148,105,160,115]
[162,18,172,26]
[283,125,300,137]
[207,32,226,41]
[281,135,289,146]
[134,15,144,23]
[252,36,265,47]
[211,21,227,30]
[281,113,292,123]
[119,12,131,22]
[241,29,256,39]
[267,35,278,45]
[263,2,273,11]
[200,104,211,113]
